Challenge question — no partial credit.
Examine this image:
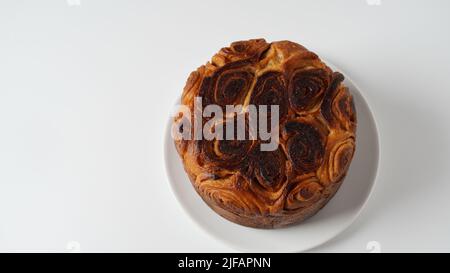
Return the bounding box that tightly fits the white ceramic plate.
[164,63,379,252]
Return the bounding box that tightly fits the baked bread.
[173,39,356,228]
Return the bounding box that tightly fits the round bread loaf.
[173,39,356,228]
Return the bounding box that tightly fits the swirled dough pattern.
[174,39,356,228]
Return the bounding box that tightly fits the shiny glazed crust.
[174,39,357,228]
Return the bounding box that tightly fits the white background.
[1,0,449,252]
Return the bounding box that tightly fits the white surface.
[0,0,449,252]
[164,66,379,252]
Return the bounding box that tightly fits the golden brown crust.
[174,39,357,228]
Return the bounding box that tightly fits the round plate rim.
[163,60,380,252]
